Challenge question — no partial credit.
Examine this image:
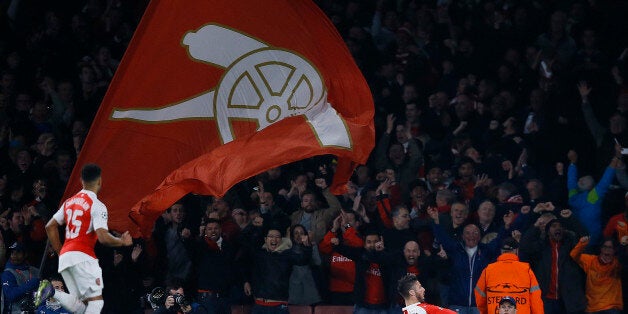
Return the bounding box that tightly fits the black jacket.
[519,225,586,313]
[194,236,238,294]
[242,226,312,301]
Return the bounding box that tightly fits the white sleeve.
[91,201,109,231]
[52,207,66,225]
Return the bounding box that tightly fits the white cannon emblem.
[111,24,351,148]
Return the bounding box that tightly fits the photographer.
[1,242,40,314]
[153,278,203,314]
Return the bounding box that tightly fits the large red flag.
[64,0,375,237]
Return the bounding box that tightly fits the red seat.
[313,305,354,314]
[289,305,313,314]
[231,304,253,314]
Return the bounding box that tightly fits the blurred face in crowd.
[11,186,24,203]
[16,150,32,172]
[10,212,24,232]
[363,190,377,211]
[547,221,563,241]
[14,93,31,112]
[458,162,474,179]
[293,174,307,187]
[403,241,420,265]
[451,203,469,227]
[72,120,87,137]
[497,187,512,202]
[169,287,185,297]
[526,180,543,200]
[232,209,248,227]
[260,192,274,210]
[364,234,381,252]
[170,204,186,224]
[463,224,481,248]
[265,229,282,251]
[291,225,306,244]
[477,201,495,225]
[535,214,556,232]
[550,11,566,35]
[1,72,15,92]
[454,95,472,120]
[56,153,73,175]
[205,221,221,241]
[464,147,482,163]
[411,185,427,207]
[341,211,359,229]
[393,207,410,230]
[301,193,317,213]
[599,240,616,264]
[395,125,409,145]
[97,46,113,64]
[609,113,626,135]
[429,92,448,110]
[355,166,370,186]
[529,89,544,112]
[79,66,95,84]
[436,190,452,207]
[577,175,594,191]
[211,198,230,218]
[9,249,26,265]
[389,143,405,165]
[57,81,74,102]
[402,85,418,104]
[36,133,57,156]
[51,280,65,292]
[33,179,47,200]
[346,181,358,197]
[427,167,443,186]
[405,103,419,123]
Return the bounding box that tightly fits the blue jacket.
[36,300,72,314]
[432,223,501,308]
[567,164,615,245]
[1,261,40,314]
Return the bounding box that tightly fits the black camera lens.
[174,294,190,307]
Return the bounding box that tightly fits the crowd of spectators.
[1,0,628,313]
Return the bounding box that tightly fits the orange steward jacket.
[474,253,543,314]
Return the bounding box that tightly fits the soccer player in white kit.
[398,274,456,314]
[37,164,133,313]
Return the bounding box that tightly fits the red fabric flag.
[64,0,375,237]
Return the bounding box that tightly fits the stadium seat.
[313,305,354,314]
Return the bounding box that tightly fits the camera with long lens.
[147,287,167,309]
[173,293,191,308]
[147,287,191,310]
